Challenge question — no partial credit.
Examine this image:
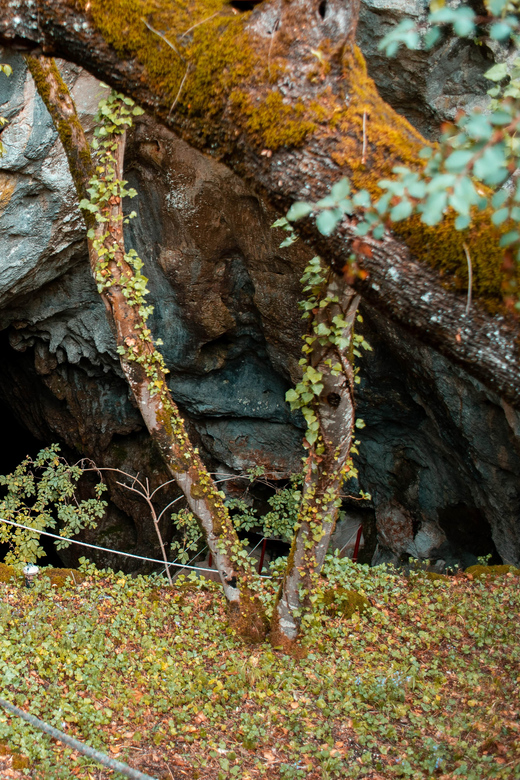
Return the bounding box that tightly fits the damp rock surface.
[0,47,519,568]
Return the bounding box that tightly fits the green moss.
[83,0,255,119]
[43,568,86,588]
[0,563,16,584]
[331,47,514,307]
[230,90,317,150]
[12,754,30,770]
[323,586,370,619]
[465,564,520,578]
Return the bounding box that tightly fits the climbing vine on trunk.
[26,55,267,642]
[23,55,364,649]
[271,256,369,648]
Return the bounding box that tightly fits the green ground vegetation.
[0,558,518,779]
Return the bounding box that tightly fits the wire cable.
[0,517,275,578]
[0,696,157,780]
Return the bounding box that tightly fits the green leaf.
[286,201,313,221]
[464,113,492,141]
[390,198,412,222]
[330,178,351,201]
[285,389,299,404]
[473,145,508,186]
[491,207,509,226]
[484,62,508,82]
[454,214,471,230]
[491,190,508,209]
[316,209,341,236]
[419,191,447,226]
[490,21,512,41]
[445,150,473,173]
[499,230,520,247]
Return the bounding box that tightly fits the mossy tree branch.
[2,0,519,401]
[26,53,267,641]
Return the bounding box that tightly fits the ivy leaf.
[316,209,341,236]
[444,150,473,173]
[285,389,299,404]
[286,202,313,222]
[484,62,508,82]
[330,178,351,201]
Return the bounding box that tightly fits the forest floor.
[0,558,518,780]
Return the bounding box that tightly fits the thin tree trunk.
[25,54,267,641]
[271,268,359,648]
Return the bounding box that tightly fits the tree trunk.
[25,54,267,642]
[271,265,359,648]
[2,0,519,402]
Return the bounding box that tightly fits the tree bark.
[25,54,267,642]
[271,268,359,648]
[1,0,519,403]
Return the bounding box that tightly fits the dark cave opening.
[0,390,63,568]
[437,502,502,567]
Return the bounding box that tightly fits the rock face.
[0,44,519,570]
[357,0,500,138]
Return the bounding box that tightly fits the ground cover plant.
[0,559,518,779]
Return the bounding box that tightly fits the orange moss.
[43,568,86,587]
[75,3,513,304]
[0,563,16,583]
[466,564,520,578]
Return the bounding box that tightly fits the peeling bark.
[26,54,267,641]
[2,0,519,402]
[271,272,359,647]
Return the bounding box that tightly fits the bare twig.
[268,17,280,78]
[168,65,190,119]
[142,18,184,61]
[179,11,220,38]
[362,110,367,165]
[463,241,473,316]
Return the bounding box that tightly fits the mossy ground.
[465,564,520,579]
[0,560,518,779]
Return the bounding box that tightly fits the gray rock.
[358,0,502,137]
[0,46,519,570]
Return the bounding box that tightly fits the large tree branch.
[1,0,519,403]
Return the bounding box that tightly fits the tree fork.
[25,54,267,640]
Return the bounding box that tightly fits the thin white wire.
[0,517,275,578]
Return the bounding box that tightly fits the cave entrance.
[0,390,63,568]
[438,502,501,567]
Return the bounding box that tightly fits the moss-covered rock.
[0,563,16,584]
[323,587,371,619]
[42,568,86,588]
[465,564,520,579]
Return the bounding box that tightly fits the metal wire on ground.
[0,517,275,578]
[0,696,157,780]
